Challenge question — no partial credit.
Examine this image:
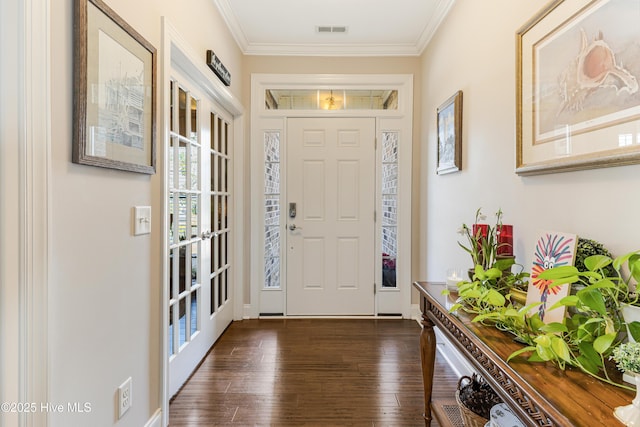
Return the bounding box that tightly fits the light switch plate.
[134,206,151,235]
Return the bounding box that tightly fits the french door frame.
[161,19,244,426]
[250,73,413,318]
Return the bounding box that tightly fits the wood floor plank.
[169,319,456,426]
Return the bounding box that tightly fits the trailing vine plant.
[446,251,640,391]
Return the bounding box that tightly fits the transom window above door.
[265,89,398,111]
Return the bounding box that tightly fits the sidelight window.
[381,131,398,288]
[264,131,281,289]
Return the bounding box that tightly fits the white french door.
[286,117,376,315]
[167,76,233,397]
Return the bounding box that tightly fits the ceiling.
[212,0,456,56]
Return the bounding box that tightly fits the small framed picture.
[73,0,157,174]
[436,90,462,175]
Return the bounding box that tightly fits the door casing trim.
[250,73,413,319]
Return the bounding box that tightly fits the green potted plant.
[452,250,639,389]
[612,342,640,425]
[507,251,640,389]
[575,238,616,276]
[450,217,640,391]
[572,237,616,292]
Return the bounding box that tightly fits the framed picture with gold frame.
[436,90,463,175]
[73,0,156,174]
[516,0,640,176]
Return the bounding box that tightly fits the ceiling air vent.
[316,26,348,34]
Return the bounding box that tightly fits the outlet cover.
[118,377,132,418]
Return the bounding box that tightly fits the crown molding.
[243,43,422,57]
[212,0,250,52]
[213,0,455,57]
[416,0,456,55]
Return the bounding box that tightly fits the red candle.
[497,224,513,256]
[472,224,489,239]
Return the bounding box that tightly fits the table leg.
[419,307,436,426]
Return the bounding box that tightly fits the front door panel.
[286,117,375,315]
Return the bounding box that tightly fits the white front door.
[167,77,234,397]
[286,117,376,315]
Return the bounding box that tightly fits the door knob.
[288,224,302,231]
[201,230,213,239]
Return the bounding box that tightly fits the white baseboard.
[243,304,252,319]
[411,303,421,321]
[144,408,162,427]
[434,327,474,378]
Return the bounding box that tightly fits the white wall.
[419,1,640,283]
[47,1,242,426]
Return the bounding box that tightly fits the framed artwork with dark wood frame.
[516,0,640,176]
[436,90,463,175]
[73,0,157,174]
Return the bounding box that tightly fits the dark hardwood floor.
[169,319,459,426]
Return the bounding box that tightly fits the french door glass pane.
[169,80,203,357]
[218,271,224,309]
[190,291,198,339]
[177,196,187,241]
[169,307,174,356]
[178,88,186,137]
[190,242,198,285]
[190,195,199,239]
[190,97,198,142]
[190,147,199,190]
[169,247,178,298]
[178,298,186,347]
[210,275,217,316]
[168,141,174,188]
[170,81,174,133]
[209,111,231,314]
[179,245,189,294]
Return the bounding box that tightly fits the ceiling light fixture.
[325,90,338,110]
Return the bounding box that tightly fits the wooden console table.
[414,281,633,427]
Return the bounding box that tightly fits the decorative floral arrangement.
[451,248,640,391]
[457,208,508,271]
[451,206,640,391]
[612,342,640,375]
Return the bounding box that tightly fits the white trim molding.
[250,73,413,319]
[0,0,51,424]
[21,0,51,424]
